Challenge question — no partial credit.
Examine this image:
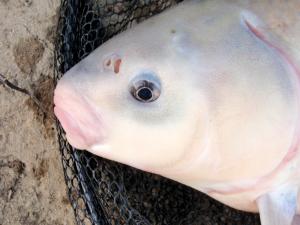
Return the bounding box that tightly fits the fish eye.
[136,86,153,102]
[129,73,161,103]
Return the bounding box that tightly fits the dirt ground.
[0,0,75,224]
[0,0,300,225]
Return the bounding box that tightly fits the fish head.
[54,1,300,185]
[53,20,211,172]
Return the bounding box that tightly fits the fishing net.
[54,0,261,224]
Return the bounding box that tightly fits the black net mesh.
[54,0,262,224]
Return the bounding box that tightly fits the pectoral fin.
[292,215,300,225]
[257,185,298,225]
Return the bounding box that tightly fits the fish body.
[54,1,300,224]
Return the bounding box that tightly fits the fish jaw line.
[202,16,300,197]
[54,82,109,150]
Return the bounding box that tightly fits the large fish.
[53,0,300,224]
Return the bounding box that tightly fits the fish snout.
[54,81,108,150]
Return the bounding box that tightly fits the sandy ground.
[0,0,75,224]
[0,0,300,225]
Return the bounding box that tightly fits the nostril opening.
[113,58,122,74]
[103,53,122,74]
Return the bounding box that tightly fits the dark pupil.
[137,87,153,101]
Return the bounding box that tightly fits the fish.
[53,0,300,224]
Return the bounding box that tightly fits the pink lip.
[53,82,108,150]
[54,105,89,149]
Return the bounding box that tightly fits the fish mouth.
[54,82,108,150]
[54,105,88,149]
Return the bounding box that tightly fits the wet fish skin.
[54,1,300,224]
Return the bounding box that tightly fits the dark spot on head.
[170,29,176,34]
